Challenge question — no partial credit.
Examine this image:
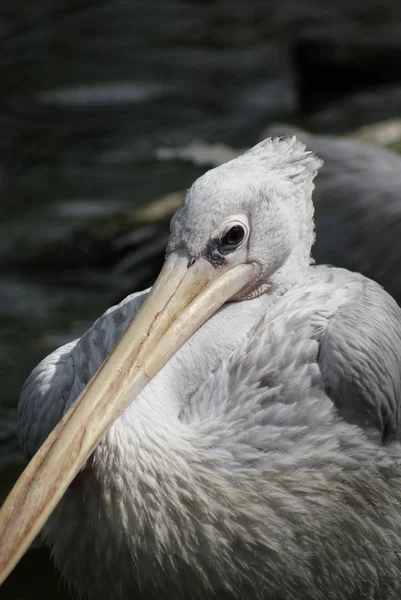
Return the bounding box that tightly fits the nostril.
[188,257,196,268]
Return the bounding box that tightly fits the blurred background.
[2,1,401,597]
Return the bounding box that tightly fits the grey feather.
[317,278,401,439]
[17,289,148,460]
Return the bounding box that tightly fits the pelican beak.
[0,250,256,584]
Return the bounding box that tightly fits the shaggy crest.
[240,136,323,183]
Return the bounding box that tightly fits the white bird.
[1,137,401,600]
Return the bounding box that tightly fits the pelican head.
[169,136,321,299]
[0,136,322,584]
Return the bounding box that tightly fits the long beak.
[0,251,256,584]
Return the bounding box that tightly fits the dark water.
[2,1,401,598]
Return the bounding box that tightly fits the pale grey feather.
[18,289,148,460]
[317,276,401,439]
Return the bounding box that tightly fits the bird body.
[19,266,401,599]
[6,137,401,599]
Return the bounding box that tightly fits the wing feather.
[17,289,148,459]
[318,280,401,440]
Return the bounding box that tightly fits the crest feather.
[242,136,323,182]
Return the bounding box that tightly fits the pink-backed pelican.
[1,137,401,599]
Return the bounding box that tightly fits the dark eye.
[219,224,246,252]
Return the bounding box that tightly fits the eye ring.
[218,223,246,253]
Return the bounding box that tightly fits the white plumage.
[11,137,401,599]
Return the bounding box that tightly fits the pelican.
[1,137,401,599]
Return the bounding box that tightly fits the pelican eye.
[218,224,246,253]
